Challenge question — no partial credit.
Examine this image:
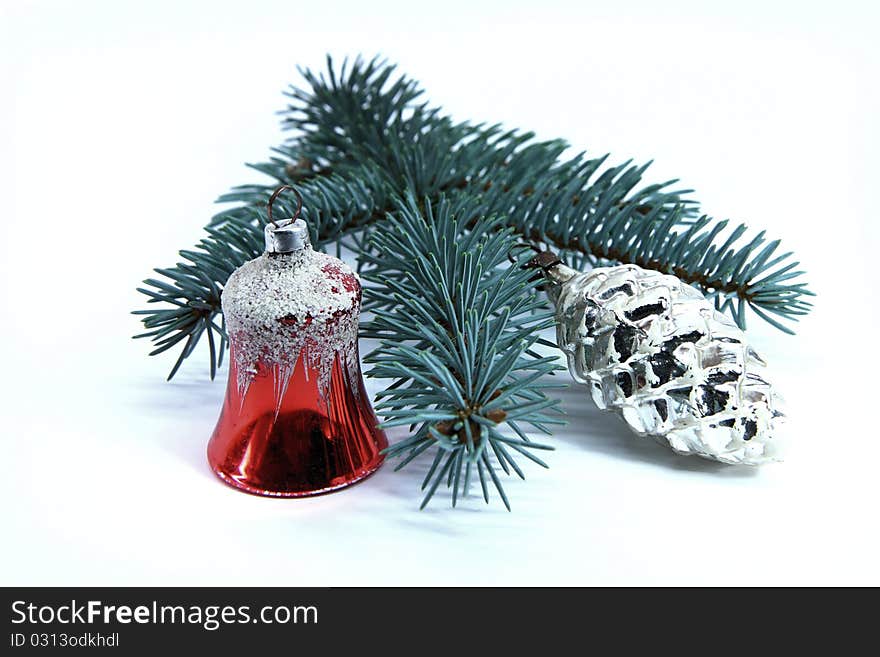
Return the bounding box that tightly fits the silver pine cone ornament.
[529,252,783,465]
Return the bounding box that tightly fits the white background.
[2,0,879,585]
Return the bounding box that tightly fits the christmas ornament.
[528,252,783,465]
[207,186,387,496]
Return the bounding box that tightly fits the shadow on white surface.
[128,358,758,529]
[124,372,225,482]
[126,365,500,531]
[552,383,760,478]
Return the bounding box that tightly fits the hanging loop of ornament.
[507,242,545,265]
[516,244,563,290]
[521,246,563,271]
[267,184,304,228]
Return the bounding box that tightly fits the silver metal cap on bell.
[265,218,310,253]
[263,184,310,254]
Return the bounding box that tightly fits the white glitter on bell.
[221,243,361,417]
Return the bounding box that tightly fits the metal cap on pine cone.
[207,186,388,497]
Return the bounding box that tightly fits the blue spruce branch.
[133,55,814,507]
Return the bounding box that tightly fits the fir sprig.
[133,55,814,507]
[360,198,564,509]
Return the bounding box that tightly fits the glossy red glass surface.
[207,345,387,497]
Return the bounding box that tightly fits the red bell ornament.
[207,188,387,496]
